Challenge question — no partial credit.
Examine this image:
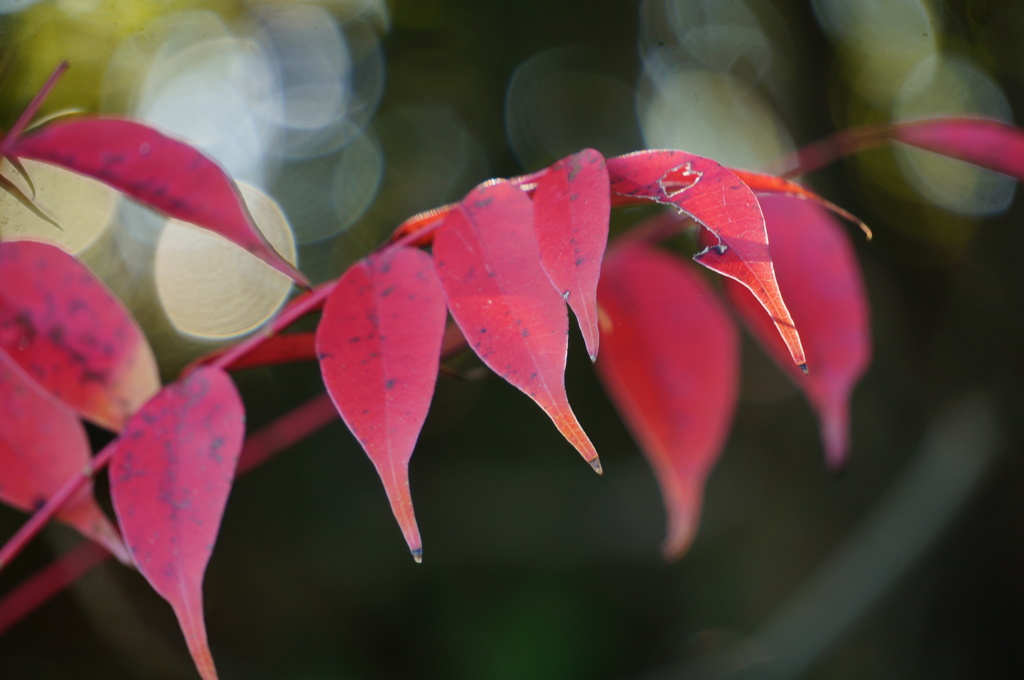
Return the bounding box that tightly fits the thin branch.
[0,390,341,631]
[0,541,109,636]
[0,61,68,155]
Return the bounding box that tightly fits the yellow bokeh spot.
[154,182,298,340]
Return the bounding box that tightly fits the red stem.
[772,124,890,178]
[0,390,341,631]
[205,280,337,374]
[0,440,116,571]
[237,392,338,474]
[0,541,109,636]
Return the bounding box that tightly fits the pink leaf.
[316,247,448,560]
[433,181,601,472]
[0,354,128,562]
[719,195,871,468]
[110,367,245,680]
[891,117,1024,179]
[532,148,610,361]
[606,149,806,370]
[596,241,739,558]
[0,239,160,431]
[6,117,307,286]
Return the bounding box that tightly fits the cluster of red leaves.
[1,63,1022,679]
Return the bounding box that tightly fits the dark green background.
[2,1,1024,678]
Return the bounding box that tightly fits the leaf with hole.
[606,149,806,370]
[718,194,871,468]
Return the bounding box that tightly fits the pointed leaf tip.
[110,366,245,680]
[434,180,599,467]
[596,241,739,560]
[533,148,610,360]
[720,195,870,467]
[8,117,307,286]
[317,246,447,556]
[412,548,423,564]
[607,150,806,369]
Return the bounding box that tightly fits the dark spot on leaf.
[385,378,397,390]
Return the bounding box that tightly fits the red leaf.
[316,247,448,560]
[596,241,739,558]
[532,148,610,361]
[433,181,601,472]
[0,240,160,431]
[0,354,128,562]
[606,149,806,370]
[110,367,244,680]
[891,117,1024,180]
[719,195,871,468]
[6,117,307,286]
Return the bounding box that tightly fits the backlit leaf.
[532,148,610,360]
[0,354,128,562]
[0,239,159,431]
[433,181,601,472]
[110,367,245,680]
[596,241,738,558]
[719,195,871,468]
[6,117,307,285]
[606,149,806,370]
[317,247,447,560]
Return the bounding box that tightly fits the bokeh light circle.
[154,182,297,340]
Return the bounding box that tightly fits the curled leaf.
[719,195,871,468]
[433,181,601,472]
[606,149,806,370]
[317,246,448,560]
[729,168,871,239]
[0,239,159,431]
[110,367,245,680]
[596,241,738,558]
[532,148,610,360]
[7,117,307,286]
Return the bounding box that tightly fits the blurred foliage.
[2,1,1024,679]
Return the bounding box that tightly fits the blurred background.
[1,0,1023,678]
